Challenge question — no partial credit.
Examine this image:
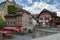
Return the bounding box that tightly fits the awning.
[15,27,21,31]
[15,27,24,32]
[0,30,13,34]
[4,27,16,30]
[3,30,13,34]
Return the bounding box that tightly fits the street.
[5,34,32,40]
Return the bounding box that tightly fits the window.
[29,17,32,20]
[17,21,19,24]
[9,22,12,24]
[43,22,45,26]
[19,22,21,24]
[12,21,16,24]
[45,18,49,20]
[11,17,16,20]
[8,21,15,25]
[18,16,21,19]
[9,22,11,24]
[7,21,9,24]
[40,22,43,25]
[17,21,21,25]
[17,16,22,19]
[29,21,32,24]
[7,21,16,25]
[46,23,50,27]
[42,13,47,15]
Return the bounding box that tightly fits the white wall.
[32,19,36,27]
[22,13,34,29]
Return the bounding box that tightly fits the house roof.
[36,9,57,18]
[16,8,31,15]
[36,9,60,22]
[4,12,22,17]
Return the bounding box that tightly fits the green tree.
[0,19,6,30]
[8,5,18,13]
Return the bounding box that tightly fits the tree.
[0,19,6,30]
[8,5,18,13]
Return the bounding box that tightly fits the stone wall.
[33,29,58,38]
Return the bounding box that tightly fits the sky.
[0,0,60,16]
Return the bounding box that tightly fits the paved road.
[5,34,32,40]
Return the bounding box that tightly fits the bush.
[0,19,6,30]
[28,29,32,33]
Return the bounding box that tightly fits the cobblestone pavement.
[5,34,32,40]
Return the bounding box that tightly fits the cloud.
[23,2,51,13]
[57,12,60,17]
[27,0,32,3]
[19,0,22,1]
[40,0,50,3]
[23,0,60,16]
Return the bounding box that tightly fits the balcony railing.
[39,20,49,22]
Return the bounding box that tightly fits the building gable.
[37,9,52,18]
